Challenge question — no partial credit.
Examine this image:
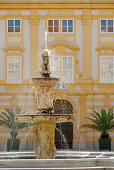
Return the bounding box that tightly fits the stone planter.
[7,139,20,151]
[99,138,111,151]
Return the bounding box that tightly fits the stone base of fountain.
[0,151,114,169]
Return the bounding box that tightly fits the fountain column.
[33,122,56,159]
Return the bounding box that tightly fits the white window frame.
[100,56,114,83]
[50,55,60,78]
[47,19,60,33]
[61,19,74,33]
[7,19,21,33]
[61,56,74,83]
[7,56,21,84]
[100,19,114,33]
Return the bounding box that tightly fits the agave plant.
[81,108,114,138]
[0,107,29,139]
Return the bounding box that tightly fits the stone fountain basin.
[32,77,59,89]
[15,114,73,124]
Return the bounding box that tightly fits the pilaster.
[29,13,40,78]
[82,11,92,79]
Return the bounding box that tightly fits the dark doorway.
[53,99,73,149]
[55,122,73,149]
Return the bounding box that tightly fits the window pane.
[54,20,59,27]
[107,62,113,69]
[101,20,106,26]
[108,26,113,32]
[107,70,113,82]
[48,27,53,32]
[48,20,53,26]
[108,20,113,26]
[54,27,59,32]
[101,70,106,82]
[68,57,73,69]
[15,27,20,32]
[8,27,14,32]
[15,20,20,26]
[68,27,73,32]
[101,27,106,32]
[62,20,67,26]
[8,63,14,70]
[62,71,67,82]
[68,70,73,82]
[8,20,14,26]
[62,57,67,69]
[62,27,67,32]
[68,20,73,26]
[101,63,106,70]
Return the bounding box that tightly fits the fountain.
[15,49,73,159]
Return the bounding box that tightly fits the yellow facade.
[0,0,114,150]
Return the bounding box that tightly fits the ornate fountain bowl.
[32,77,59,90]
[15,114,73,124]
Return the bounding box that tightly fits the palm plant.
[81,107,114,138]
[0,107,29,139]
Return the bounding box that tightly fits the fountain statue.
[15,49,73,159]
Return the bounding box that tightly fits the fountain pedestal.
[33,122,56,159]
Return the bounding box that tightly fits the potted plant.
[81,108,114,151]
[0,107,29,151]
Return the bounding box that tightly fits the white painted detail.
[0,11,7,15]
[0,85,5,92]
[0,21,5,80]
[74,11,83,15]
[109,95,114,98]
[66,37,74,43]
[86,109,98,113]
[100,37,114,42]
[16,95,34,99]
[91,20,98,80]
[92,11,100,15]
[23,85,29,92]
[0,96,11,99]
[48,37,55,43]
[62,12,72,14]
[93,85,98,92]
[87,95,104,98]
[23,20,30,80]
[76,20,83,73]
[23,109,35,114]
[8,37,21,43]
[51,48,56,53]
[87,132,100,136]
[38,11,48,15]
[65,48,73,53]
[38,20,45,70]
[86,102,104,105]
[102,12,112,14]
[110,102,114,105]
[17,102,35,106]
[0,102,10,106]
[76,85,80,92]
[49,12,59,15]
[21,11,30,15]
[8,12,19,14]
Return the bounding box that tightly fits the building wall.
[0,0,114,151]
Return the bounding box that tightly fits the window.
[7,56,21,84]
[8,19,21,33]
[62,20,73,32]
[50,56,60,78]
[101,107,114,114]
[101,19,113,33]
[48,20,59,33]
[100,56,114,83]
[50,55,74,83]
[61,56,74,83]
